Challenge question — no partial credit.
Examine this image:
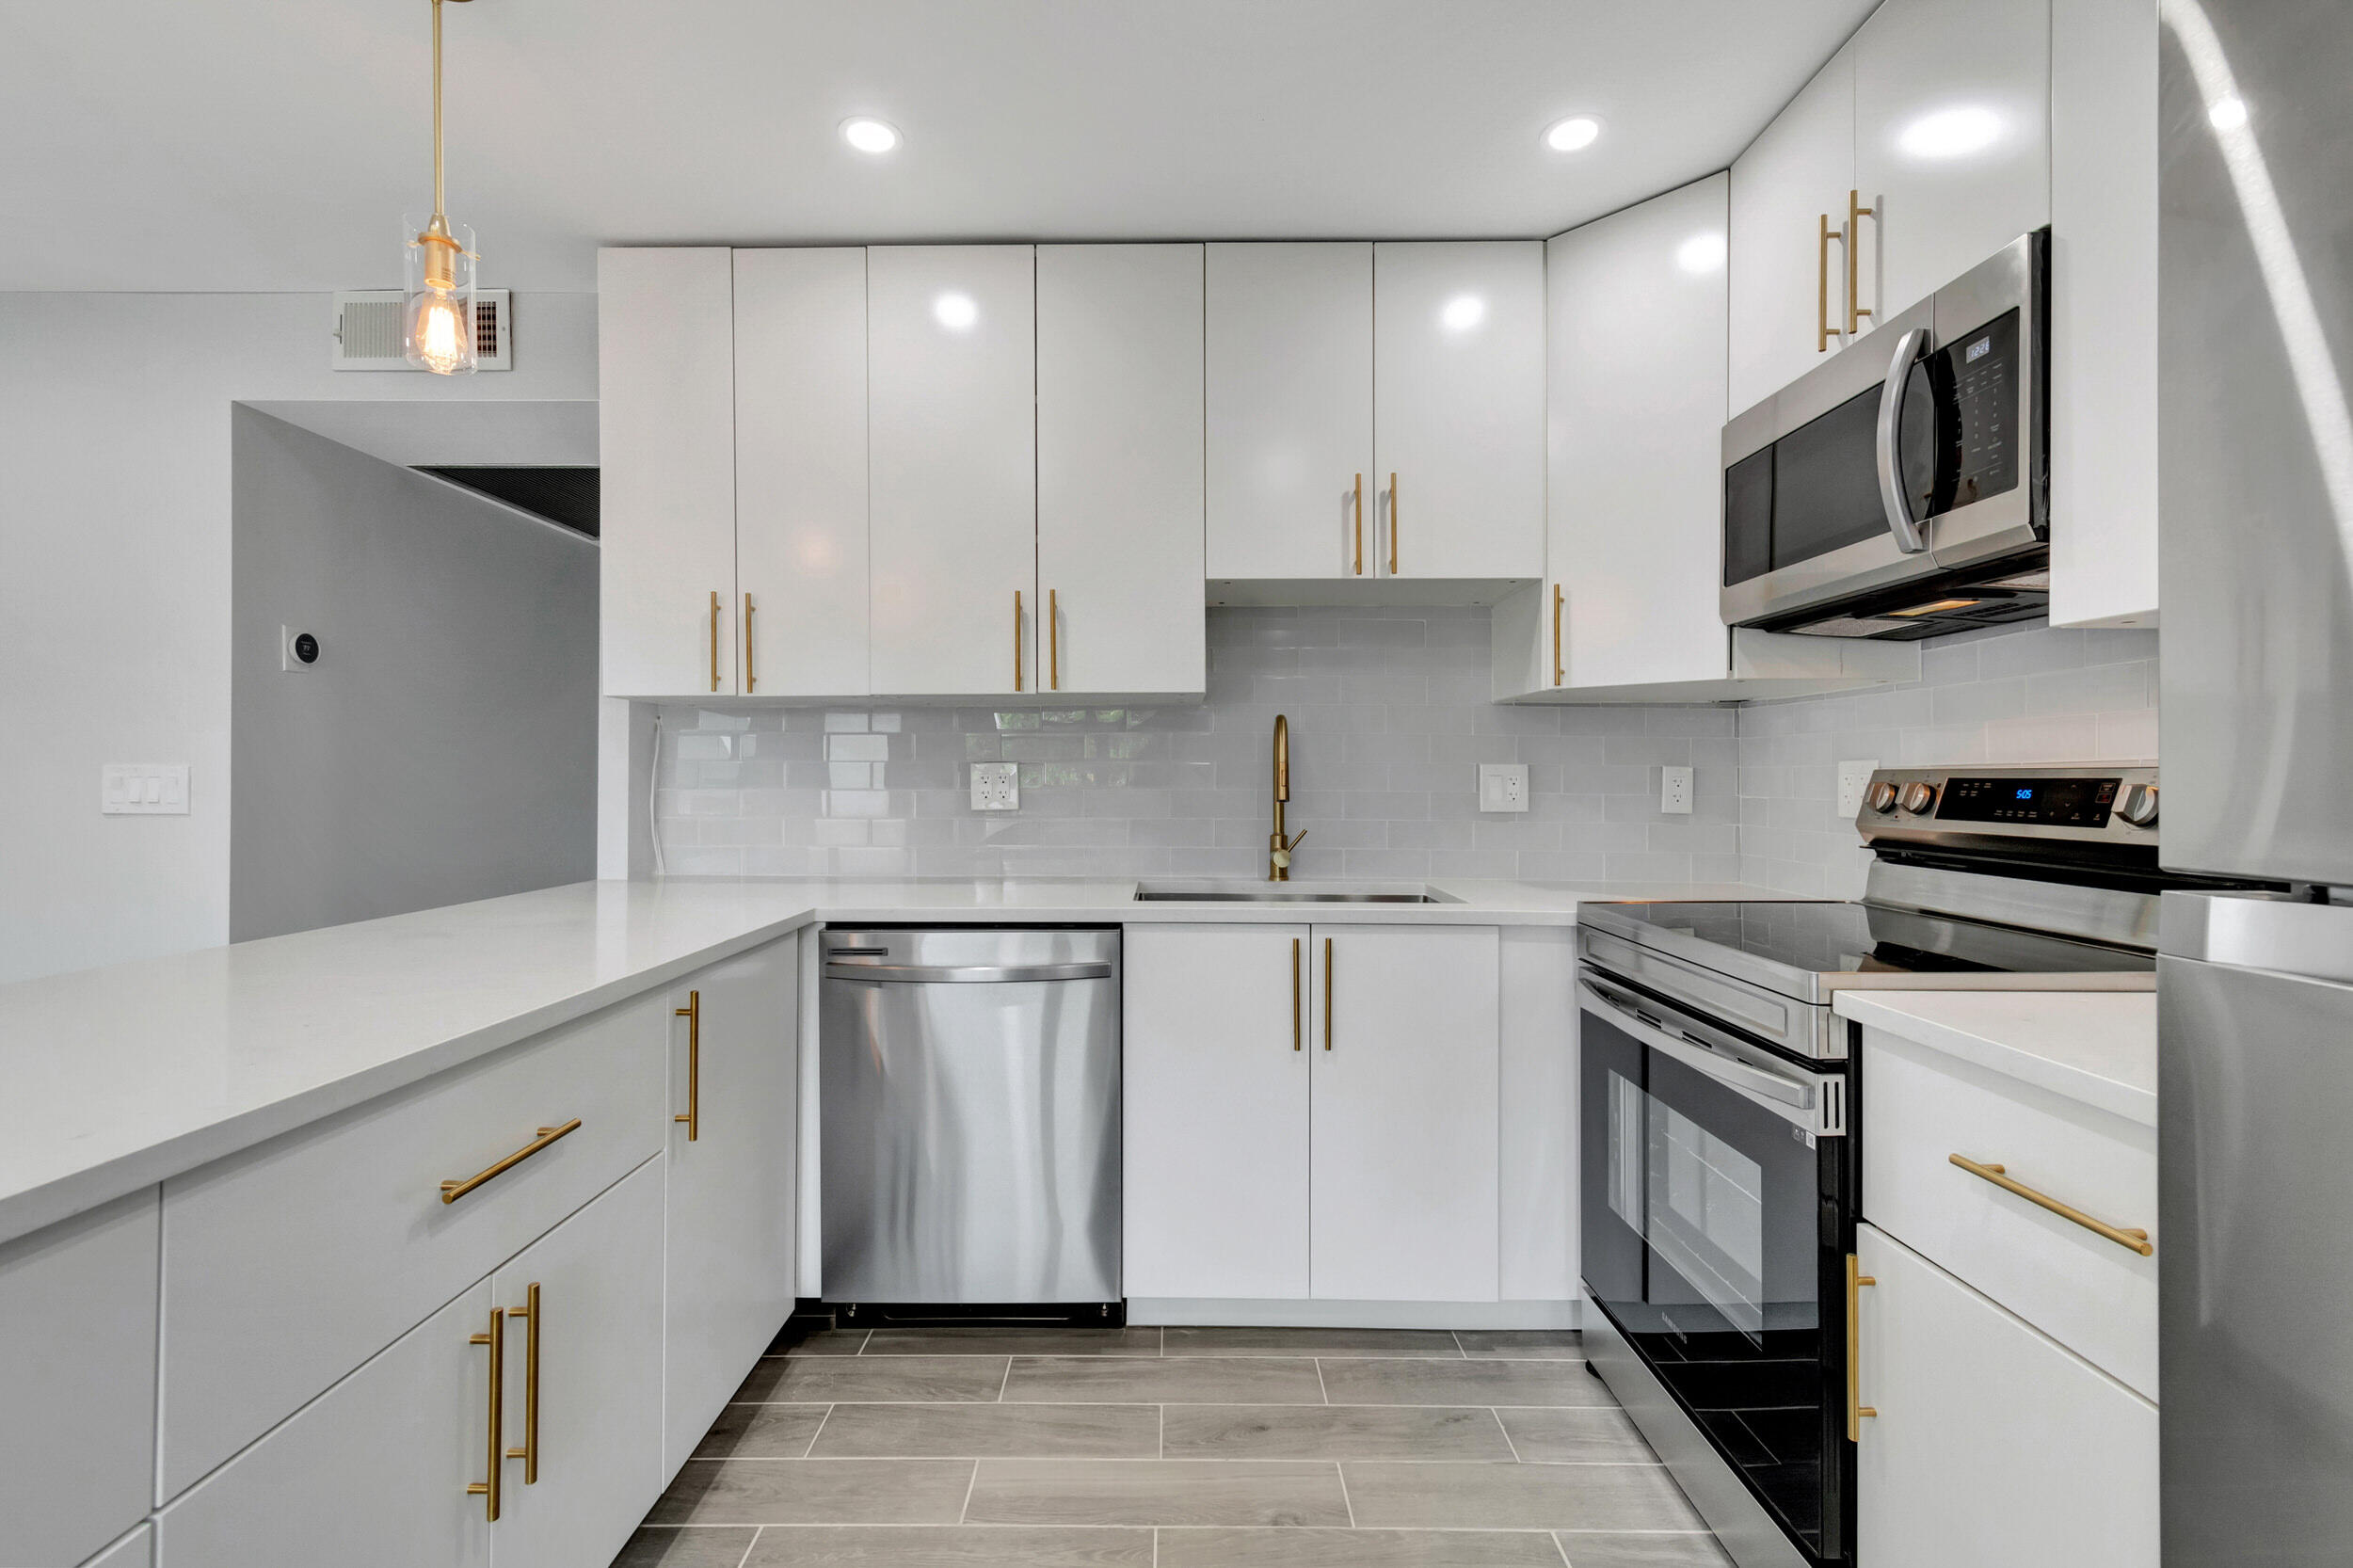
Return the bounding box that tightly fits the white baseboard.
[1127,1297,1583,1330]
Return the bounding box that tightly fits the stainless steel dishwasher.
[820,927,1121,1316]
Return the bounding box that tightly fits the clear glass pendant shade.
[403,213,477,375]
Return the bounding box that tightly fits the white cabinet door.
[662,940,798,1478]
[868,246,1037,698]
[1122,924,1312,1300]
[1372,243,1546,581]
[600,248,738,697]
[1205,243,1373,582]
[1311,925,1500,1302]
[0,1191,157,1568]
[490,1160,665,1568]
[1855,1223,2158,1568]
[1545,175,1733,691]
[1852,0,2052,325]
[1729,42,1856,415]
[733,248,871,696]
[1037,245,1207,697]
[154,1282,492,1568]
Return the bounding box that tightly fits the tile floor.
[615,1318,1734,1568]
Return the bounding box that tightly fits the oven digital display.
[1937,776,2120,826]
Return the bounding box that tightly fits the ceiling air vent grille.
[331,289,512,371]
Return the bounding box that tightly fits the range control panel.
[1857,763,2160,847]
[1939,775,2119,826]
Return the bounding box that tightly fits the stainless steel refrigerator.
[2158,1,2353,1561]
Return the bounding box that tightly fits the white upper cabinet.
[1036,245,1208,696]
[1730,42,1857,415]
[1206,243,1374,582]
[732,248,871,696]
[1852,0,2052,325]
[867,246,1039,698]
[1372,243,1546,581]
[600,248,739,698]
[1542,175,1733,692]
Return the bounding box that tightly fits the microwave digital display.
[1938,776,2120,826]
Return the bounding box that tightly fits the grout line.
[1159,1403,1165,1458]
[801,1404,834,1459]
[1552,1528,1575,1567]
[1450,1329,1467,1359]
[853,1328,872,1356]
[1315,1358,1331,1405]
[957,1458,980,1524]
[997,1359,1014,1401]
[1153,1525,1160,1567]
[733,1526,761,1568]
[1336,1461,1356,1528]
[1494,1406,1523,1463]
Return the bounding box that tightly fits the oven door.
[1579,975,1849,1564]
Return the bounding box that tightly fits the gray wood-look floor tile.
[736,1355,1010,1403]
[859,1326,1162,1358]
[648,1458,977,1525]
[808,1401,1160,1458]
[964,1459,1353,1527]
[1160,1403,1513,1461]
[1497,1406,1658,1464]
[1319,1357,1617,1408]
[1343,1461,1708,1531]
[611,1526,760,1567]
[782,1329,872,1356]
[694,1402,833,1459]
[1455,1329,1586,1360]
[744,1525,1156,1567]
[1555,1531,1737,1567]
[1158,1527,1573,1567]
[1002,1355,1326,1405]
[1162,1326,1464,1358]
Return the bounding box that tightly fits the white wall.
[0,292,596,984]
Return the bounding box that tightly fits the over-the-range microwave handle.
[1875,325,1935,555]
[1577,979,1824,1132]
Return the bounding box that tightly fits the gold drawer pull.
[707,589,722,693]
[440,1119,583,1205]
[743,592,757,694]
[1014,589,1024,693]
[1353,472,1364,575]
[1846,1253,1877,1441]
[1322,936,1334,1051]
[1290,937,1303,1051]
[1048,587,1060,691]
[1387,472,1399,575]
[675,989,700,1142]
[1949,1154,2153,1256]
[1846,189,1875,337]
[1552,584,1564,686]
[467,1305,504,1520]
[505,1282,542,1483]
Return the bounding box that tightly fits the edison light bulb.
[403,213,477,375]
[408,289,470,375]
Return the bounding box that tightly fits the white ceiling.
[3,0,1876,295]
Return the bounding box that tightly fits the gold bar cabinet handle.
[1013,590,1024,693]
[1048,588,1060,691]
[675,989,700,1142]
[1353,472,1364,575]
[467,1305,504,1520]
[440,1119,583,1204]
[505,1282,541,1483]
[708,589,721,693]
[1846,190,1875,338]
[1846,1253,1877,1441]
[1322,936,1334,1051]
[1949,1154,2153,1256]
[1553,584,1564,686]
[1290,937,1303,1051]
[1817,214,1838,352]
[743,593,756,694]
[1387,473,1399,575]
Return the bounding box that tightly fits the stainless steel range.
[1575,764,2261,1568]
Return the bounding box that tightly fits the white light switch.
[1478,762,1529,813]
[969,761,1020,811]
[1659,765,1694,815]
[1837,760,1881,819]
[104,763,190,815]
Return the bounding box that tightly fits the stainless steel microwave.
[1721,230,2049,640]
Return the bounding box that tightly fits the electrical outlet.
[1837,760,1881,819]
[104,763,189,815]
[969,761,1019,811]
[1659,764,1694,815]
[1478,762,1530,813]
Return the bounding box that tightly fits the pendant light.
[404,0,477,375]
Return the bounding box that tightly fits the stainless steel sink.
[1133,882,1449,904]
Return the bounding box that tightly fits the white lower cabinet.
[662,938,799,1477]
[1855,1221,2158,1568]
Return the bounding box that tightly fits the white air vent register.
[331,289,511,371]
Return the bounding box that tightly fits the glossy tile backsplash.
[653,606,1742,883]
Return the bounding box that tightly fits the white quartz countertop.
[1833,989,2158,1128]
[0,874,1799,1247]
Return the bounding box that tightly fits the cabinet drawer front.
[158,994,665,1498]
[1861,1027,2155,1396]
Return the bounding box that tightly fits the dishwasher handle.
[824,960,1114,984]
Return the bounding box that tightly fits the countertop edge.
[1833,989,2158,1128]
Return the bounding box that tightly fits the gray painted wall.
[231,407,598,940]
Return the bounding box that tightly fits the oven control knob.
[2119,783,2159,827]
[1865,782,1900,815]
[1900,781,1939,816]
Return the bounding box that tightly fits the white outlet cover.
[1478,762,1530,813]
[1837,760,1881,819]
[969,760,1020,811]
[104,763,190,815]
[1659,764,1694,815]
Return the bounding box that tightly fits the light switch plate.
[1837,760,1881,819]
[1659,765,1694,815]
[969,761,1019,811]
[104,763,190,815]
[1478,762,1530,813]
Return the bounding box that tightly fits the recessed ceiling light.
[2208,96,2249,131]
[1676,232,1728,275]
[1898,105,2001,160]
[1441,295,1487,330]
[840,117,902,154]
[933,292,979,331]
[1544,115,1602,153]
